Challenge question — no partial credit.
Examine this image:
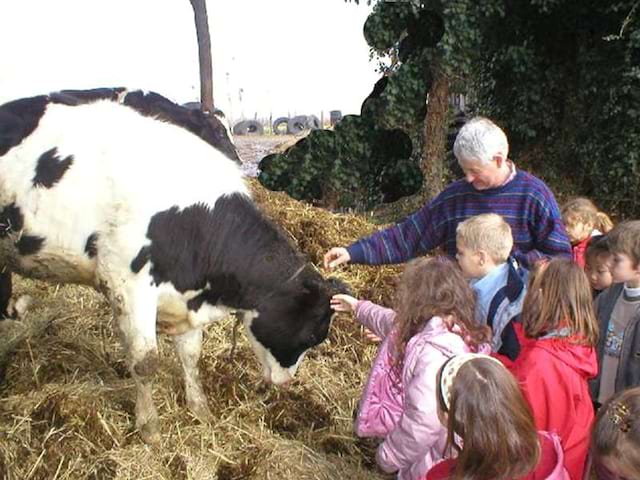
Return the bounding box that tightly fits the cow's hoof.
[6,295,32,320]
[139,420,161,444]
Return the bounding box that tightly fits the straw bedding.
[0,180,403,480]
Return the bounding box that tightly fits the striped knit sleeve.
[346,200,445,265]
[516,182,571,267]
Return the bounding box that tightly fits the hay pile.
[0,181,403,480]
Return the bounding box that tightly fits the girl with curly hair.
[331,256,491,480]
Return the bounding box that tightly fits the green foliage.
[258,117,421,209]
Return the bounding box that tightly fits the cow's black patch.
[0,96,49,157]
[50,87,126,105]
[33,147,74,188]
[186,273,246,312]
[122,90,241,163]
[130,245,151,274]
[142,193,342,368]
[0,271,13,319]
[85,232,98,258]
[0,203,24,237]
[16,235,45,255]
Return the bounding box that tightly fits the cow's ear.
[299,279,323,306]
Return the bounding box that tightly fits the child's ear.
[477,250,489,265]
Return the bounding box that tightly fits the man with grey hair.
[324,117,570,270]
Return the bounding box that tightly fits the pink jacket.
[354,300,487,480]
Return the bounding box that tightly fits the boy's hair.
[592,386,640,477]
[392,257,491,375]
[585,234,611,268]
[438,357,540,480]
[521,258,599,346]
[456,213,513,264]
[607,220,640,267]
[561,197,614,234]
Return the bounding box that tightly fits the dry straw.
[0,181,402,480]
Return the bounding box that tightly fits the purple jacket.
[354,300,488,480]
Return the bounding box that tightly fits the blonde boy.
[456,213,528,360]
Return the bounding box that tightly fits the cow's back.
[0,99,247,284]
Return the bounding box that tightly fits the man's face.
[610,252,640,286]
[585,253,613,291]
[458,157,505,190]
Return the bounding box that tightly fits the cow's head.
[182,104,241,165]
[242,273,350,385]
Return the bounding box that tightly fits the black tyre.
[272,117,289,135]
[306,115,321,130]
[233,120,264,136]
[287,115,308,135]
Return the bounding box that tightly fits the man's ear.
[493,153,505,168]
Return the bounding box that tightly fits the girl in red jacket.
[509,258,599,480]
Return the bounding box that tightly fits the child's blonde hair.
[561,197,613,233]
[456,213,513,264]
[521,258,599,346]
[592,386,640,478]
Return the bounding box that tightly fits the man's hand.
[323,247,351,270]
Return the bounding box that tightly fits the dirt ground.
[234,135,299,177]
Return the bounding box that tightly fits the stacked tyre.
[232,120,264,136]
[272,115,321,135]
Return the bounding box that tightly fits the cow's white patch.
[0,100,248,290]
[214,112,236,147]
[242,310,303,385]
[156,282,235,335]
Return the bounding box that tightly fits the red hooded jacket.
[571,236,592,268]
[508,325,598,480]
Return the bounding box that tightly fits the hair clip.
[609,402,631,433]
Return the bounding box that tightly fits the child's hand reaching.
[330,294,358,313]
[331,295,381,343]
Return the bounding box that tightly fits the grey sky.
[0,0,379,123]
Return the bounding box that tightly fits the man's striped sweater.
[346,169,571,268]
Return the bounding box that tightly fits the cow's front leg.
[108,278,161,444]
[0,270,12,319]
[172,327,211,422]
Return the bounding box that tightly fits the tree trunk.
[421,68,450,200]
[189,0,214,113]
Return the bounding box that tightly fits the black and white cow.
[0,94,344,443]
[47,87,241,164]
